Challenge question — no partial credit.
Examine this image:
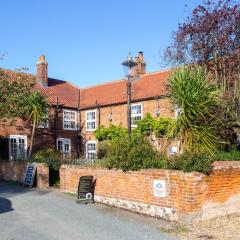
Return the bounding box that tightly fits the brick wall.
[0,161,49,188]
[60,161,240,223]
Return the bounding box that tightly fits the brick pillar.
[36,163,49,188]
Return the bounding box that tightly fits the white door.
[9,135,27,160]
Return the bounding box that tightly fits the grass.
[159,224,190,234]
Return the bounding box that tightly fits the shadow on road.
[0,181,32,198]
[0,197,13,214]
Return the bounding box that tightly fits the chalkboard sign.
[76,176,94,204]
[23,163,36,187]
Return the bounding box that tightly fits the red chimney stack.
[36,55,48,87]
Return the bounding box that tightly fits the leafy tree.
[26,90,49,158]
[168,66,221,155]
[164,0,240,145]
[0,69,35,118]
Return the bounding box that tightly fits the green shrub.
[153,117,174,138]
[97,141,111,159]
[135,113,174,138]
[135,113,154,135]
[217,150,240,161]
[102,133,164,171]
[165,151,213,175]
[34,148,61,171]
[94,124,128,141]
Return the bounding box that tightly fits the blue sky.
[0,0,202,87]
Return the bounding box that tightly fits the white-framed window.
[37,112,49,129]
[168,146,178,155]
[86,110,96,131]
[86,140,97,160]
[63,109,77,130]
[9,135,27,160]
[57,138,71,158]
[131,103,143,127]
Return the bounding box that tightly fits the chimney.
[136,51,146,75]
[131,51,146,77]
[36,55,48,87]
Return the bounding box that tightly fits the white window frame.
[168,146,178,156]
[9,135,27,161]
[131,103,143,128]
[57,138,71,157]
[37,112,49,129]
[86,140,97,161]
[63,109,77,130]
[86,110,97,132]
[175,105,181,119]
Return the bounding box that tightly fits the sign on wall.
[153,180,166,197]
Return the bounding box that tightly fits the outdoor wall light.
[156,107,161,117]
[109,112,112,122]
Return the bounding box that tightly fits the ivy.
[136,113,175,138]
[94,124,128,141]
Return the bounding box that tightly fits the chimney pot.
[39,55,46,62]
[138,51,144,62]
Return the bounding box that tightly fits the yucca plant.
[168,66,222,155]
[26,90,49,158]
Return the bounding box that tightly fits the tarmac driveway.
[0,182,176,240]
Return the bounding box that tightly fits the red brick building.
[0,53,179,161]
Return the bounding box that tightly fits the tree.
[26,90,49,158]
[164,0,240,148]
[168,67,221,155]
[0,69,35,118]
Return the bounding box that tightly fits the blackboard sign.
[23,163,36,187]
[76,176,94,204]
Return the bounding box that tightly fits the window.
[131,103,143,127]
[9,135,27,160]
[168,146,178,155]
[57,138,71,158]
[86,110,96,131]
[63,110,77,130]
[37,112,49,128]
[175,105,181,118]
[86,140,97,160]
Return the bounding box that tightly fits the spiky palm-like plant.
[168,67,221,155]
[26,90,49,159]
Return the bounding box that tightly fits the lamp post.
[122,53,138,138]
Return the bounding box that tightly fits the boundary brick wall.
[0,161,49,188]
[60,161,240,223]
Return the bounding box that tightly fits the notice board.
[23,163,36,187]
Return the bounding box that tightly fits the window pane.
[131,105,142,114]
[131,116,142,126]
[63,110,77,129]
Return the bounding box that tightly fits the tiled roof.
[35,78,80,108]
[80,70,171,109]
[1,68,171,109]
